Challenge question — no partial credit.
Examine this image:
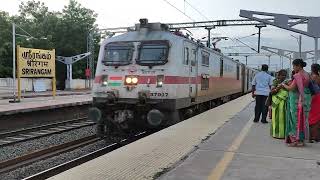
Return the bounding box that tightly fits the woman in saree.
[309,64,320,142]
[270,70,288,139]
[282,59,311,147]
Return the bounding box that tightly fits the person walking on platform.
[252,64,273,123]
[309,64,320,142]
[270,70,288,139]
[282,59,311,147]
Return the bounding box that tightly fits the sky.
[1,0,320,70]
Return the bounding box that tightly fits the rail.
[0,135,99,174]
[23,131,149,180]
[0,117,94,147]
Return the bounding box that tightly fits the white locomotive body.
[91,19,257,136]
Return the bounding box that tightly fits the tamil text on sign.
[18,47,55,77]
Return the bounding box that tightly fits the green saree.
[285,88,311,144]
[271,89,289,138]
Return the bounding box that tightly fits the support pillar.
[257,27,262,53]
[315,38,318,64]
[56,52,91,90]
[299,35,302,58]
[66,64,73,90]
[289,55,292,70]
[255,24,266,53]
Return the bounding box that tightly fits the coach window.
[184,47,189,65]
[191,49,196,66]
[220,57,224,77]
[236,64,240,80]
[201,51,209,66]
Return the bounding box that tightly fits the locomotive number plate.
[150,92,168,97]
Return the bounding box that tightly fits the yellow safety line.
[207,116,254,180]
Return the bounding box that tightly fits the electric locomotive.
[90,19,257,137]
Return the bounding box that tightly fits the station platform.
[0,94,92,116]
[49,94,320,180]
[161,104,320,180]
[0,89,90,100]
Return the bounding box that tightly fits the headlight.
[132,77,138,84]
[156,75,164,87]
[125,77,132,84]
[102,81,108,86]
[101,75,108,86]
[125,75,138,85]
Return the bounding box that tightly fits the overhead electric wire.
[184,0,210,21]
[237,33,259,39]
[161,0,195,21]
[162,0,258,54]
[234,38,259,53]
[15,24,35,39]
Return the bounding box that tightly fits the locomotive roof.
[102,31,181,45]
[102,30,246,66]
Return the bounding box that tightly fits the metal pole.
[315,38,318,64]
[289,55,292,70]
[12,23,16,102]
[70,64,73,89]
[86,32,89,89]
[206,27,212,48]
[299,35,302,58]
[66,64,70,89]
[257,27,261,53]
[268,55,271,67]
[245,55,248,65]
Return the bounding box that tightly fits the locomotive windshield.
[103,42,133,66]
[137,41,169,65]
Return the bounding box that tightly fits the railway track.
[23,131,150,180]
[0,117,95,147]
[0,135,100,174]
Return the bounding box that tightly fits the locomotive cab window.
[103,42,133,66]
[201,51,209,66]
[137,41,169,66]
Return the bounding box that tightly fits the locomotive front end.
[91,20,180,137]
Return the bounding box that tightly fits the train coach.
[90,19,258,137]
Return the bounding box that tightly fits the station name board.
[18,46,55,78]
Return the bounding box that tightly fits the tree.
[59,0,99,79]
[0,11,13,77]
[0,0,101,89]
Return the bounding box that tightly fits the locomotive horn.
[147,109,164,127]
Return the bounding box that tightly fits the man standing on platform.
[252,64,273,123]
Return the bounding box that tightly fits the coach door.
[184,41,197,102]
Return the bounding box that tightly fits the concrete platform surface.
[0,94,92,115]
[160,102,320,180]
[49,94,253,180]
[0,89,90,99]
